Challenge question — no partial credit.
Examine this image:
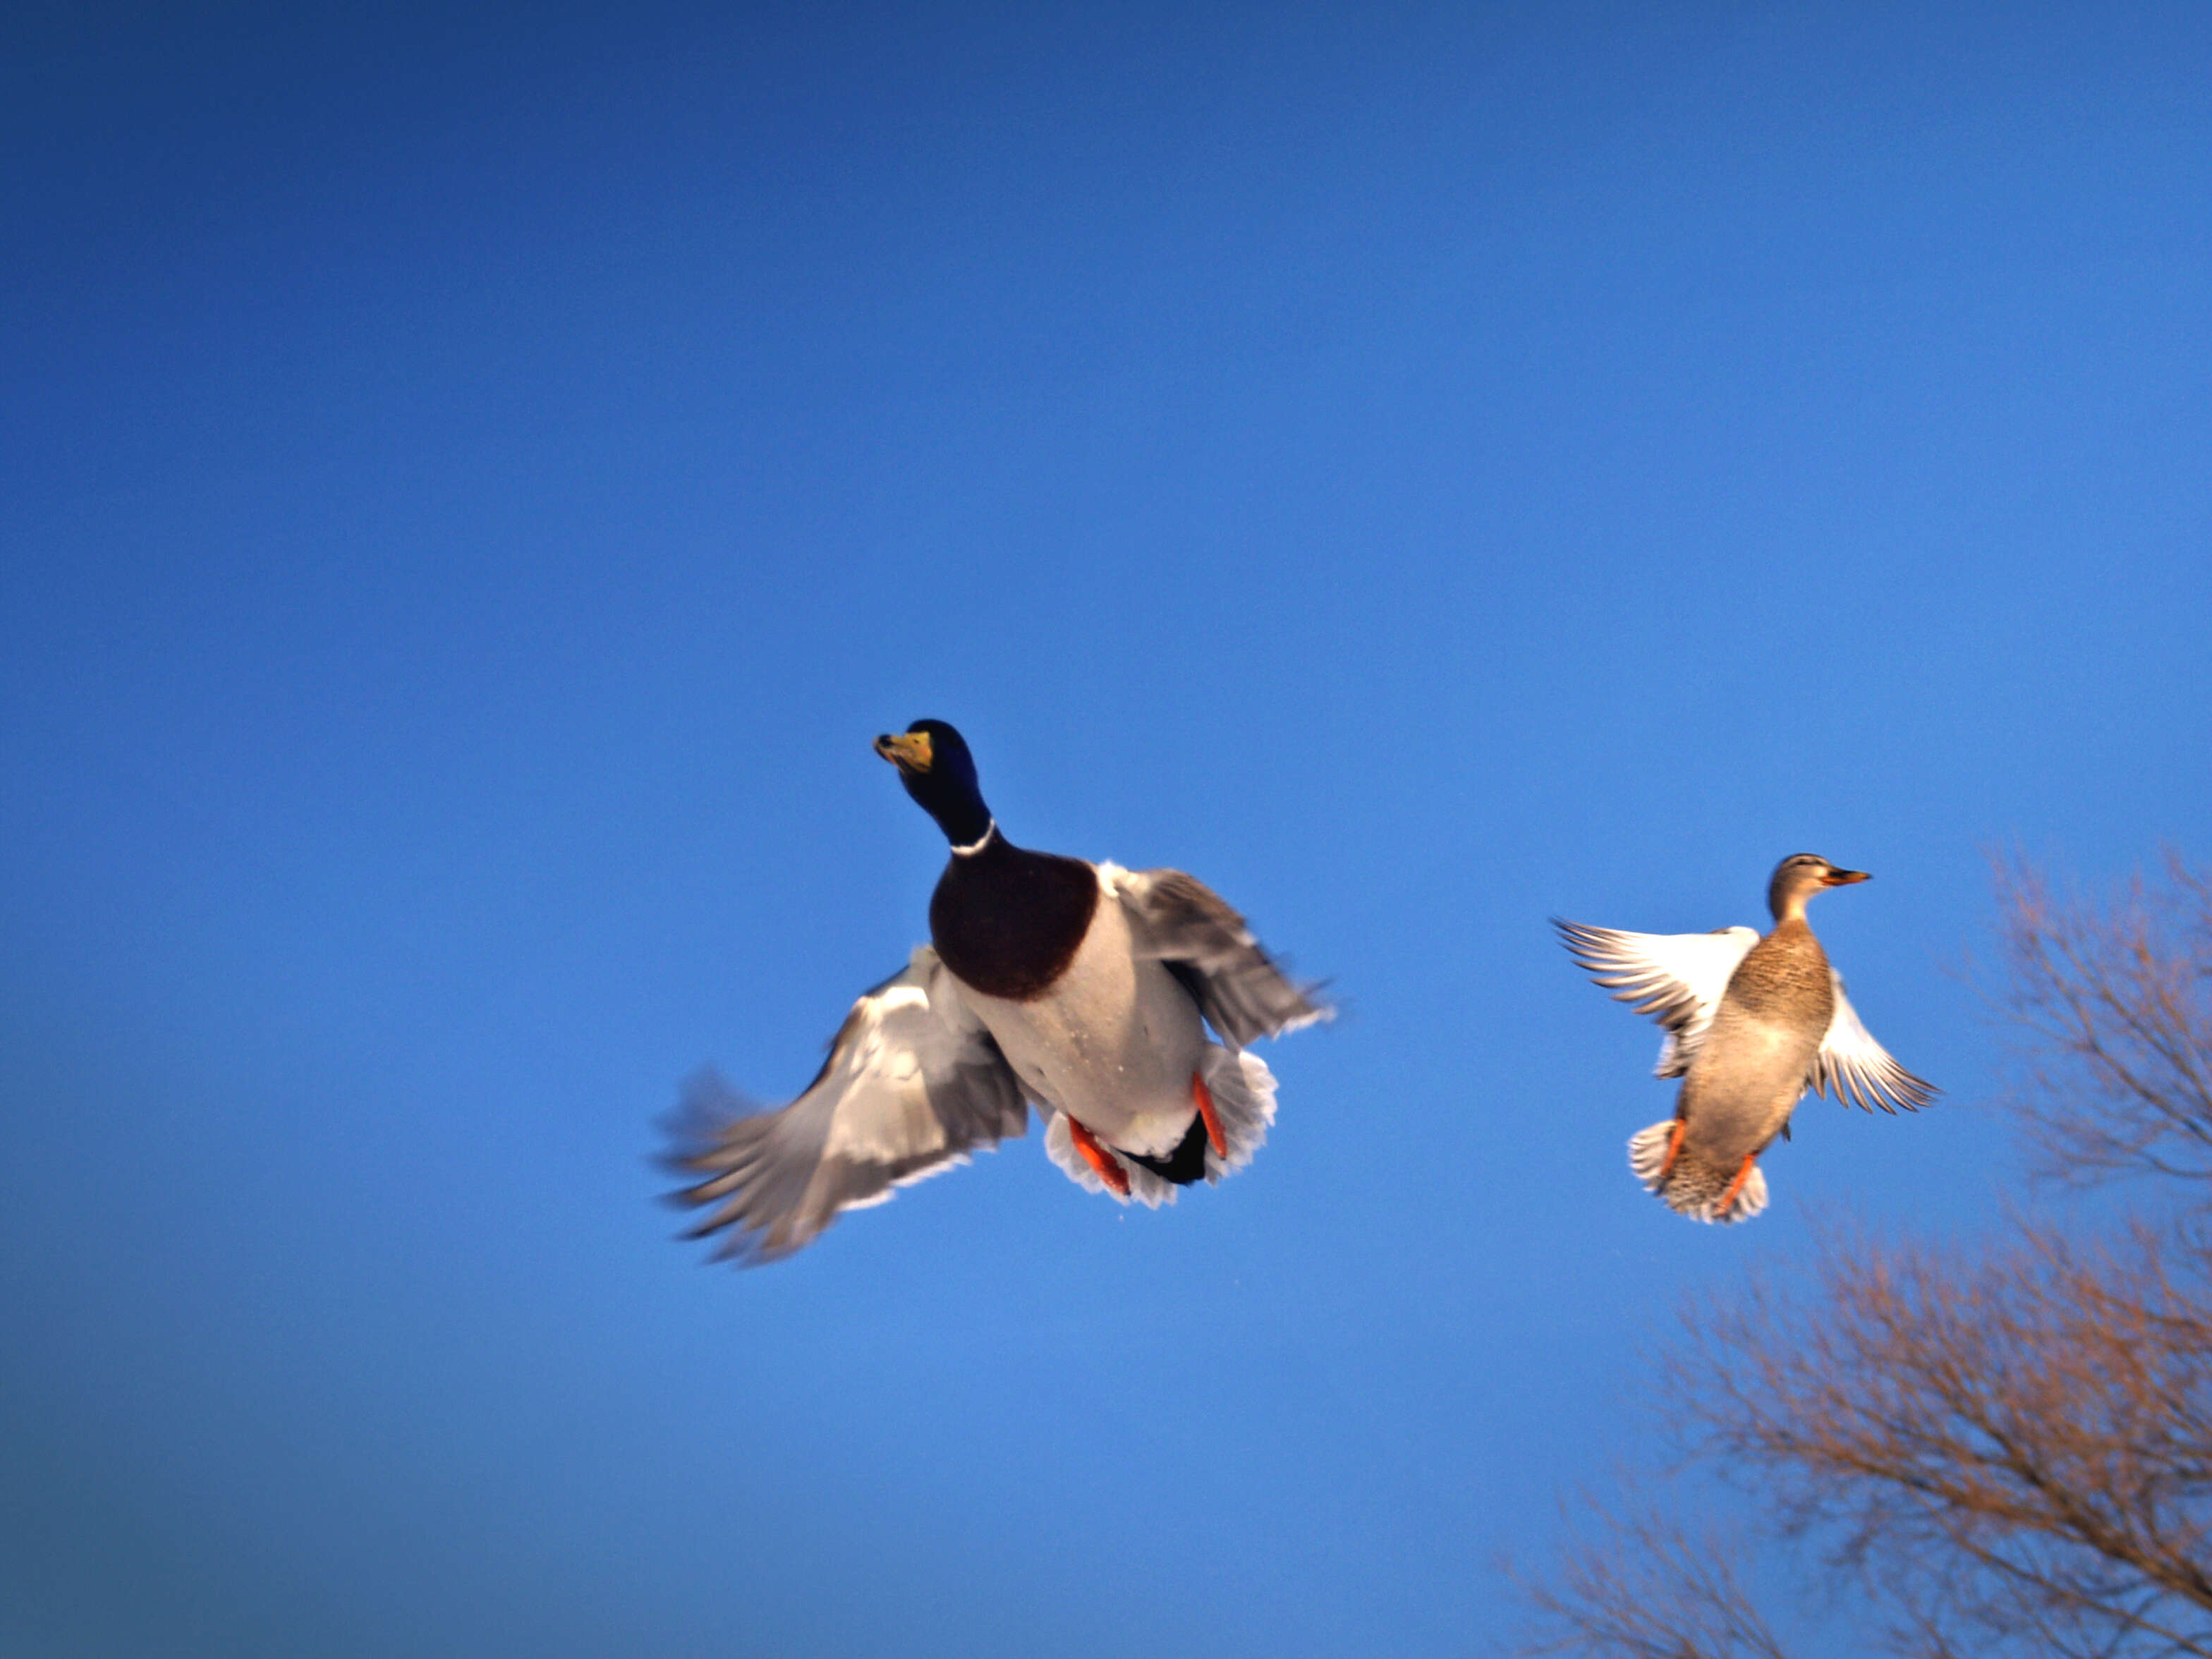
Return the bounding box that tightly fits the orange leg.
[1715,1153,1759,1220]
[1655,1119,1688,1183]
[1066,1115,1130,1196]
[1193,1071,1226,1157]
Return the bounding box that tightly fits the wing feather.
[1806,972,1937,1114]
[663,947,1029,1263]
[1553,920,1761,1078]
[1107,864,1328,1047]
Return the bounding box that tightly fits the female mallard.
[1555,853,1935,1224]
[666,719,1327,1261]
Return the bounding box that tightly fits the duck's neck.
[948,819,998,857]
[1769,876,1825,925]
[912,783,993,849]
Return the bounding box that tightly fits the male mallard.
[1554,853,1935,1224]
[666,719,1327,1261]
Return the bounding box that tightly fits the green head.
[873,719,994,848]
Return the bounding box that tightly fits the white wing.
[664,947,1030,1263]
[1553,920,1761,1078]
[1806,972,1937,1114]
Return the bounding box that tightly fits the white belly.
[956,895,1206,1157]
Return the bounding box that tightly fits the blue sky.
[4,3,2208,1654]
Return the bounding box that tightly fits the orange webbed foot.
[1066,1115,1131,1197]
[1656,1119,1688,1184]
[1193,1071,1226,1157]
[1715,1152,1759,1220]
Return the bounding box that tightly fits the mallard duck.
[665,719,1327,1261]
[1554,853,1935,1224]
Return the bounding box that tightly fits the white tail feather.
[1200,1045,1278,1182]
[1628,1119,1677,1192]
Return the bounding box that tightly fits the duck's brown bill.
[1823,868,1871,885]
[873,731,933,772]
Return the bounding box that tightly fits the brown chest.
[1724,920,1835,1026]
[930,840,1101,1002]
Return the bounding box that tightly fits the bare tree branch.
[1675,1217,2212,1659]
[1507,1498,1795,1659]
[1984,849,2212,1191]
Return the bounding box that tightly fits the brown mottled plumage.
[1559,853,1936,1227]
[1663,917,1834,1215]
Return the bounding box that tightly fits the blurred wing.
[1109,865,1329,1047]
[1807,972,1938,1114]
[664,948,1030,1263]
[1553,920,1761,1078]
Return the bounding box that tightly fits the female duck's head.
[873,719,994,849]
[1768,852,1868,920]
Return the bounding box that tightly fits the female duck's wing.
[1107,864,1329,1048]
[664,947,1029,1263]
[1552,920,1761,1078]
[1806,972,1938,1114]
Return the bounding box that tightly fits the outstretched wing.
[1553,920,1761,1078]
[664,947,1030,1263]
[1108,865,1329,1048]
[1806,972,1938,1114]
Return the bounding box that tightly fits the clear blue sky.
[4,4,2208,1654]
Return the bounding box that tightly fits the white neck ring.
[951,821,997,857]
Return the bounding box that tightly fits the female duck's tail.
[1627,1119,1768,1224]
